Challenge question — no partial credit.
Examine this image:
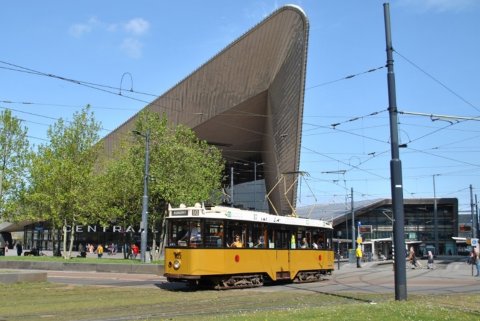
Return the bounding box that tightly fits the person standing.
[355,245,363,268]
[427,250,434,269]
[473,249,480,277]
[16,242,23,256]
[131,243,139,259]
[96,244,104,259]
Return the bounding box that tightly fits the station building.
[100,4,309,216]
[298,198,459,259]
[1,5,310,250]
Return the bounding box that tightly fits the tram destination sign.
[172,210,188,216]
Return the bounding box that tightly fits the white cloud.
[69,16,150,58]
[121,38,143,59]
[69,23,93,37]
[68,17,102,37]
[124,18,150,36]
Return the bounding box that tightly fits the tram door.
[274,229,291,280]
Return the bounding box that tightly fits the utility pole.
[0,169,3,200]
[384,2,407,301]
[133,130,150,263]
[433,175,439,254]
[476,194,479,239]
[351,187,355,250]
[230,166,234,207]
[470,185,476,239]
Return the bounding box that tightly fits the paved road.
[45,259,480,295]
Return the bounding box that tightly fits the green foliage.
[0,109,31,218]
[25,106,101,257]
[98,111,224,237]
[133,111,224,208]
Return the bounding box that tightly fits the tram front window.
[187,220,202,247]
[177,223,189,246]
[205,220,224,248]
[168,220,202,247]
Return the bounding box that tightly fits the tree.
[0,109,31,218]
[95,144,143,258]
[26,106,101,259]
[99,111,224,259]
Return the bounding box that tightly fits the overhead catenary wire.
[0,99,139,112]
[0,60,183,113]
[306,65,386,90]
[1,57,477,208]
[393,50,480,114]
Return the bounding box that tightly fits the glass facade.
[23,222,144,254]
[334,199,458,257]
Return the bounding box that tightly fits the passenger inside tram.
[254,236,265,248]
[300,237,309,249]
[229,235,243,248]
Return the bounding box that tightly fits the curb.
[0,260,164,275]
[0,271,47,284]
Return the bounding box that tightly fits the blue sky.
[1,1,479,212]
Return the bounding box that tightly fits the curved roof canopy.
[101,5,309,215]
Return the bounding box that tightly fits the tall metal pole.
[140,130,150,263]
[384,2,407,301]
[476,194,479,239]
[0,169,3,200]
[470,185,475,239]
[433,175,439,253]
[253,162,257,210]
[351,187,355,250]
[230,166,234,207]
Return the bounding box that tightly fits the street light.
[133,129,150,263]
[337,230,342,270]
[253,162,265,210]
[433,174,440,254]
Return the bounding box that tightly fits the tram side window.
[267,227,275,248]
[204,220,224,248]
[250,223,266,248]
[296,228,308,249]
[312,229,332,250]
[225,221,247,248]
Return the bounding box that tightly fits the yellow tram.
[164,203,334,289]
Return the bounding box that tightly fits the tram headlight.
[173,259,181,270]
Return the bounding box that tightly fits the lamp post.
[384,2,407,300]
[253,162,265,210]
[0,169,3,199]
[133,129,150,263]
[433,175,439,254]
[337,230,342,270]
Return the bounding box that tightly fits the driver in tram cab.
[230,235,243,248]
[176,226,189,246]
[189,224,202,246]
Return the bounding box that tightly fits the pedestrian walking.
[356,245,363,268]
[427,250,434,269]
[472,249,480,277]
[16,242,22,256]
[408,247,418,269]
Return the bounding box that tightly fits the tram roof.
[167,205,333,229]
